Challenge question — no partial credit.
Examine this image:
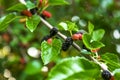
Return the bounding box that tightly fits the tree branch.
[40,17,111,72]
[19,0,112,77]
[40,17,81,51]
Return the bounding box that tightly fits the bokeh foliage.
[0,0,120,80]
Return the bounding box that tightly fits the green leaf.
[26,1,36,9]
[49,0,69,6]
[7,3,27,12]
[58,21,78,32]
[101,53,120,71]
[48,57,101,80]
[26,15,40,32]
[0,13,17,31]
[41,39,62,65]
[90,41,105,49]
[83,34,105,50]
[82,34,92,49]
[58,22,68,31]
[92,29,105,41]
[25,60,42,75]
[88,22,94,34]
[66,21,78,32]
[113,69,120,80]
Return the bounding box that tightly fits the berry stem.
[70,31,72,36]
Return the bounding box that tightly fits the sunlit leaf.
[58,22,68,30]
[7,3,27,12]
[83,33,105,50]
[0,13,17,31]
[26,1,36,9]
[48,57,101,80]
[26,15,40,32]
[66,21,78,32]
[88,22,94,34]
[92,29,105,41]
[101,53,120,71]
[82,34,91,49]
[90,41,105,49]
[41,39,62,65]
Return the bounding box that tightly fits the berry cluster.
[62,37,73,51]
[41,27,58,44]
[21,0,52,19]
[102,70,112,80]
[49,27,58,37]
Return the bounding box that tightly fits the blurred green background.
[0,0,120,80]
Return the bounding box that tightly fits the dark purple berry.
[49,27,58,37]
[62,37,73,51]
[102,70,112,80]
[30,7,38,15]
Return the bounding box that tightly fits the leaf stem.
[69,31,72,36]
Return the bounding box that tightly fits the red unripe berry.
[47,38,52,44]
[91,48,100,53]
[72,34,80,40]
[78,33,82,40]
[42,10,52,18]
[20,58,26,64]
[39,0,42,3]
[72,33,82,40]
[21,10,32,17]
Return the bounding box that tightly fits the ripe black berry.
[62,37,73,51]
[102,70,112,80]
[41,35,51,43]
[49,27,58,37]
[30,7,38,15]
